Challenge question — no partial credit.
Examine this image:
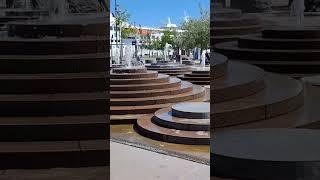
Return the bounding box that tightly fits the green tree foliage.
[177,4,209,51]
[159,29,175,50]
[121,26,137,39]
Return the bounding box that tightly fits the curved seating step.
[110,96,207,124]
[0,92,107,116]
[238,35,320,49]
[111,74,169,85]
[111,81,193,98]
[213,17,260,27]
[135,115,209,145]
[212,73,303,128]
[215,41,320,61]
[0,115,107,141]
[0,37,106,55]
[111,77,182,91]
[0,53,107,73]
[110,71,158,79]
[152,108,209,131]
[212,25,262,36]
[212,61,265,103]
[0,140,108,169]
[0,72,107,93]
[111,84,205,106]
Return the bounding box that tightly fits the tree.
[121,26,137,39]
[160,29,175,49]
[177,4,209,53]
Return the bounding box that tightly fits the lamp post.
[114,0,119,64]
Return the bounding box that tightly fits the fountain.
[201,51,206,67]
[124,45,133,68]
[291,0,305,25]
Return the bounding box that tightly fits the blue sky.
[110,0,209,28]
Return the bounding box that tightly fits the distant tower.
[183,11,190,22]
[166,17,177,28]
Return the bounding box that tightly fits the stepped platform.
[211,7,261,44]
[178,67,210,85]
[214,26,320,77]
[135,102,210,145]
[210,56,320,179]
[110,67,208,124]
[211,53,303,129]
[145,63,192,76]
[0,14,108,169]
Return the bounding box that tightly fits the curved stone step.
[135,115,209,145]
[110,96,209,124]
[215,41,320,61]
[0,37,106,55]
[0,73,107,93]
[0,140,108,169]
[152,108,209,131]
[238,35,320,49]
[212,73,303,128]
[212,25,262,36]
[111,83,205,106]
[212,9,242,18]
[111,81,193,98]
[111,74,169,85]
[111,96,207,120]
[0,115,107,141]
[172,102,210,119]
[0,53,107,73]
[212,53,228,78]
[0,92,107,116]
[238,59,320,76]
[110,77,181,91]
[179,75,210,85]
[262,26,320,39]
[146,69,191,75]
[212,61,265,103]
[112,67,147,73]
[213,17,260,27]
[184,73,209,77]
[110,71,158,79]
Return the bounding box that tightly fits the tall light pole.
[114,0,118,64]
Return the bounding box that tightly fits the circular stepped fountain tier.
[211,8,261,44]
[135,102,210,145]
[0,15,108,169]
[211,54,303,128]
[212,53,228,78]
[110,67,208,124]
[145,64,192,76]
[178,67,210,85]
[214,26,320,77]
[7,14,107,37]
[212,129,320,179]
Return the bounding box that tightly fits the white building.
[110,15,186,63]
